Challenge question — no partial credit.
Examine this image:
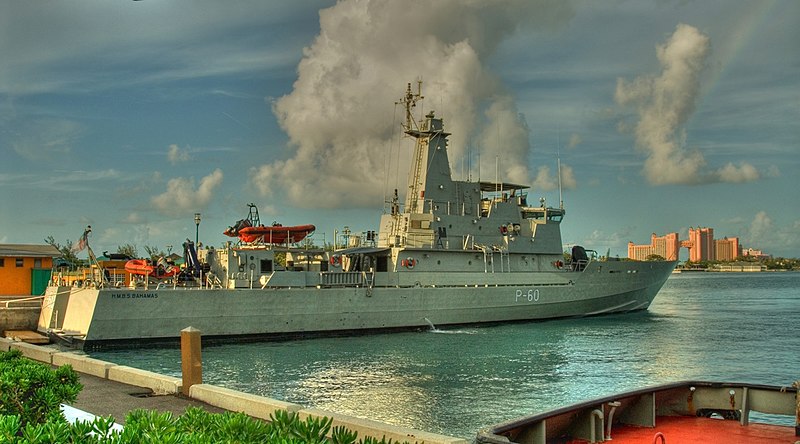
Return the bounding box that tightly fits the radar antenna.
[246,203,261,227]
[397,81,424,131]
[557,133,564,210]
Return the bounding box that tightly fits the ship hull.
[39,260,675,349]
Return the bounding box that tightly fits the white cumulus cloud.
[250,0,575,208]
[567,133,582,149]
[531,164,576,191]
[615,23,760,185]
[167,144,191,165]
[151,169,223,216]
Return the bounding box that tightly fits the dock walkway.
[71,371,227,423]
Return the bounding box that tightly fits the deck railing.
[320,271,363,287]
[3,295,44,308]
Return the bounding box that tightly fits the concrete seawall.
[0,337,468,444]
[0,306,40,331]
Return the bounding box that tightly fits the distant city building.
[741,248,771,260]
[715,237,740,262]
[628,232,680,261]
[628,228,751,262]
[687,227,715,262]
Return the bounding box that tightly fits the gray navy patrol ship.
[40,83,677,349]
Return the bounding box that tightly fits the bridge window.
[522,211,545,220]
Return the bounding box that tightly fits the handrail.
[3,295,44,308]
[570,258,591,272]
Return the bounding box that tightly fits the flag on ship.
[71,226,92,253]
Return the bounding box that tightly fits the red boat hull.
[124,259,179,278]
[236,224,315,244]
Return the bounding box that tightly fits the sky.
[1,0,798,260]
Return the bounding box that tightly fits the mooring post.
[181,327,202,396]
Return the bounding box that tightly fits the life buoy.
[329,255,341,267]
[500,225,508,235]
[404,257,417,269]
[554,260,564,269]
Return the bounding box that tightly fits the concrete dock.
[0,337,468,444]
[71,370,227,422]
[0,295,41,332]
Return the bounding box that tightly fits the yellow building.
[715,237,740,262]
[628,232,680,261]
[0,244,61,296]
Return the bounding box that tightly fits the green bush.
[0,350,82,429]
[0,407,406,443]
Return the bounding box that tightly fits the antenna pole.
[557,155,563,209]
[557,132,564,209]
[495,156,499,195]
[396,82,424,131]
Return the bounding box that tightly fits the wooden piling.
[180,327,202,396]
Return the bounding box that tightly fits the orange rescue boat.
[236,224,316,244]
[124,259,180,278]
[222,204,315,244]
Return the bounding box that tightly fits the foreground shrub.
[0,407,406,443]
[0,350,82,429]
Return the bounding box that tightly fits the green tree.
[117,244,138,258]
[298,237,317,250]
[44,236,79,268]
[143,245,165,261]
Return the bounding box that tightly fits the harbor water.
[89,272,800,439]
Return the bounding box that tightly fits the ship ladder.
[478,246,493,273]
[408,141,426,213]
[462,234,474,250]
[363,270,375,297]
[498,248,510,272]
[206,272,223,289]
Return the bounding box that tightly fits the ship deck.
[564,416,796,444]
[476,381,798,444]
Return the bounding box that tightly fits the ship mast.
[398,81,426,213]
[397,81,423,132]
[557,133,564,210]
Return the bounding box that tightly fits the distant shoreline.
[673,267,797,273]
